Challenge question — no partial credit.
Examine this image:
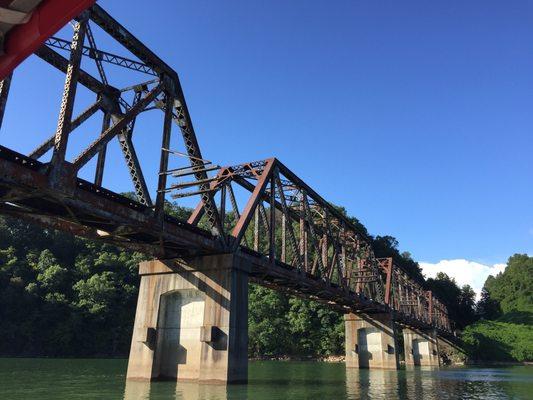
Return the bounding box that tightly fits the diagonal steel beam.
[89,0,229,237]
[226,183,251,248]
[117,131,152,206]
[94,113,110,186]
[35,45,118,96]
[231,158,276,250]
[171,100,225,238]
[302,191,326,278]
[88,4,177,80]
[85,24,108,85]
[72,84,162,171]
[274,170,302,269]
[107,90,153,206]
[324,211,347,289]
[30,98,102,159]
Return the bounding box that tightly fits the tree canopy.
[0,202,487,358]
[462,254,533,362]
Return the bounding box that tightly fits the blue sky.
[2,0,532,273]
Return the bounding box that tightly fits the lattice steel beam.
[49,16,88,181]
[45,36,156,76]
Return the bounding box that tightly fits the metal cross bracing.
[0,4,452,335]
[173,158,451,334]
[0,4,224,254]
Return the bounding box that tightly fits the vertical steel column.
[274,171,301,269]
[281,213,286,263]
[269,175,276,263]
[227,184,250,248]
[220,184,226,231]
[50,17,88,176]
[94,113,111,186]
[254,207,259,252]
[299,202,306,271]
[322,233,328,269]
[427,291,434,324]
[0,73,12,131]
[340,223,347,287]
[155,93,174,219]
[384,258,393,305]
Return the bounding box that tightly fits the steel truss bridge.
[0,4,451,335]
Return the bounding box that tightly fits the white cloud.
[419,259,506,300]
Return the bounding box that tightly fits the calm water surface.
[0,358,531,399]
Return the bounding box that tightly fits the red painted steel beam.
[0,0,95,80]
[427,290,433,323]
[230,158,276,250]
[383,258,393,305]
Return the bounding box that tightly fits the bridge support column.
[345,312,399,369]
[402,328,440,367]
[126,254,250,383]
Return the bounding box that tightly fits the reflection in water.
[121,365,533,400]
[124,381,151,400]
[345,366,530,400]
[124,379,236,400]
[346,369,399,399]
[122,366,527,400]
[175,382,230,400]
[404,367,437,399]
[0,358,531,400]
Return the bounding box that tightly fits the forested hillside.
[462,254,533,362]
[0,203,500,360]
[0,216,144,356]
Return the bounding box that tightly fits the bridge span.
[0,3,453,383]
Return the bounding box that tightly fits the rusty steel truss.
[175,159,451,333]
[0,4,451,335]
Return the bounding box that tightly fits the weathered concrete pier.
[402,328,440,367]
[127,255,249,383]
[345,313,399,369]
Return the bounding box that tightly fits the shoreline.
[249,355,531,366]
[1,355,530,367]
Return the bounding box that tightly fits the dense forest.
[462,254,533,362]
[0,203,530,362]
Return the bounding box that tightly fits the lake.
[0,358,531,399]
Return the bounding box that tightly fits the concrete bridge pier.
[126,254,250,383]
[402,328,440,367]
[344,312,399,369]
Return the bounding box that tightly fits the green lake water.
[0,358,531,399]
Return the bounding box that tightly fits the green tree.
[483,254,533,314]
[476,286,501,319]
[463,254,533,362]
[426,272,477,329]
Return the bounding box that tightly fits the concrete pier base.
[126,254,250,383]
[402,328,440,367]
[345,312,399,369]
